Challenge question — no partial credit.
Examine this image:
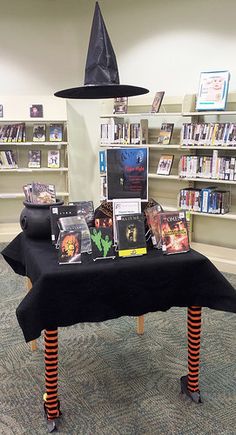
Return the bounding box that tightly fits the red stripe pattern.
[187,306,202,392]
[44,329,60,420]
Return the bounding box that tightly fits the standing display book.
[58,215,91,253]
[50,205,78,245]
[150,91,165,113]
[196,70,230,111]
[113,97,128,114]
[48,150,60,168]
[156,155,174,175]
[116,213,147,257]
[58,230,82,264]
[90,227,115,261]
[69,201,94,227]
[106,147,148,200]
[160,211,190,255]
[157,123,174,145]
[112,198,141,243]
[144,205,162,248]
[28,150,41,168]
[33,124,46,142]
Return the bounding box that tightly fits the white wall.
[1,0,236,203]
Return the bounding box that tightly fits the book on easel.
[58,230,82,264]
[90,227,115,261]
[116,213,147,257]
[160,211,190,255]
[150,91,165,113]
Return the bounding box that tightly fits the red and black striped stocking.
[44,329,60,421]
[187,306,202,392]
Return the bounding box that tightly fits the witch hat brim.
[54,2,149,99]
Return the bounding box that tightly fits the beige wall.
[0,0,236,204]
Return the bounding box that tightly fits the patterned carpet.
[0,243,236,435]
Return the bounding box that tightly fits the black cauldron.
[20,199,64,239]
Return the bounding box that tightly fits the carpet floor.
[0,243,236,435]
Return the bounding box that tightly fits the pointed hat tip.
[55,2,149,99]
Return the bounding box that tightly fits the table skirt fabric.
[2,232,236,342]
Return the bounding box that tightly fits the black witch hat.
[54,2,149,99]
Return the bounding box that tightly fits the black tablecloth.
[2,232,236,342]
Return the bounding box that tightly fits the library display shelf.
[99,93,236,273]
[0,96,69,240]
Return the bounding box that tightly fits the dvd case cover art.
[116,213,147,257]
[58,231,82,264]
[95,217,113,228]
[90,227,115,261]
[49,124,63,141]
[31,182,56,204]
[58,215,92,253]
[106,147,148,200]
[160,211,190,255]
[69,200,94,227]
[33,124,46,142]
[50,205,78,244]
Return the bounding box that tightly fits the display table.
[2,232,236,432]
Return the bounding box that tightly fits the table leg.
[137,315,144,335]
[44,329,61,432]
[180,306,202,403]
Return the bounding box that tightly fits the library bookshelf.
[99,94,236,273]
[0,96,69,242]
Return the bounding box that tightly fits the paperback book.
[33,124,46,142]
[157,123,174,145]
[49,124,63,141]
[160,211,190,255]
[58,230,82,264]
[150,91,165,113]
[90,227,115,261]
[113,97,128,114]
[116,213,147,257]
[156,155,174,175]
[48,150,60,168]
[28,150,41,168]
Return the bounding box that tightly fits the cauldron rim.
[23,199,64,209]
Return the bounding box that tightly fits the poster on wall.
[106,147,148,200]
[196,70,230,111]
